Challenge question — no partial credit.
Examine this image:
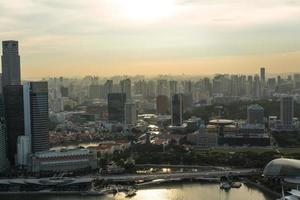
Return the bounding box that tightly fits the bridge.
[98,168,260,182]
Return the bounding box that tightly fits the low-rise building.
[30,149,98,173]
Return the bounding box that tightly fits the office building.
[280,96,294,129]
[60,86,68,97]
[24,82,49,153]
[253,75,261,98]
[88,84,101,99]
[157,79,168,96]
[247,104,264,124]
[156,95,169,114]
[125,102,137,125]
[108,93,126,123]
[260,67,266,83]
[104,80,113,99]
[120,79,131,99]
[169,80,178,96]
[171,94,183,126]
[3,85,24,164]
[1,40,21,87]
[0,120,9,172]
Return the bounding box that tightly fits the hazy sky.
[1,0,300,78]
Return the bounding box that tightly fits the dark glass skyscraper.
[171,93,183,126]
[108,93,126,123]
[26,82,49,153]
[3,85,24,164]
[1,41,21,87]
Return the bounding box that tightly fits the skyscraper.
[169,80,178,96]
[171,94,183,126]
[3,85,24,164]
[280,96,294,129]
[120,79,131,99]
[24,82,49,153]
[125,102,137,125]
[260,67,266,83]
[156,95,169,115]
[253,75,261,98]
[108,93,126,123]
[89,84,101,99]
[104,80,113,99]
[1,40,21,87]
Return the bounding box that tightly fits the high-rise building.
[183,80,192,94]
[120,79,131,99]
[157,79,168,96]
[3,85,24,164]
[1,40,21,87]
[156,95,169,114]
[0,119,9,172]
[260,67,266,83]
[89,84,101,99]
[280,96,294,129]
[24,82,49,153]
[104,80,113,99]
[60,86,69,97]
[253,75,261,98]
[171,94,183,126]
[169,80,178,96]
[125,102,137,125]
[247,104,264,124]
[183,93,193,111]
[108,93,126,123]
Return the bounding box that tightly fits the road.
[98,168,260,182]
[135,164,230,170]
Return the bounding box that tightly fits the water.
[2,183,275,200]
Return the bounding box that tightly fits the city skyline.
[1,0,300,79]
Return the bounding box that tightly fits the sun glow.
[115,0,177,22]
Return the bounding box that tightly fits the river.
[2,183,275,200]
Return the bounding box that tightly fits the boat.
[231,182,242,188]
[220,182,231,190]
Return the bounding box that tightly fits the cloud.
[1,0,300,78]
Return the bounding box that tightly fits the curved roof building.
[263,158,300,177]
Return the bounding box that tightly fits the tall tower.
[260,67,266,83]
[108,93,126,123]
[280,96,294,129]
[26,82,49,153]
[120,79,131,99]
[125,102,137,125]
[3,85,24,164]
[171,93,183,126]
[1,41,21,87]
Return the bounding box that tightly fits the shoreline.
[0,178,278,197]
[243,178,281,198]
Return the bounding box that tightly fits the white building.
[31,149,98,173]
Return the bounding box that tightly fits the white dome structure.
[263,158,300,177]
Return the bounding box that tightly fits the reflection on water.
[2,183,274,200]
